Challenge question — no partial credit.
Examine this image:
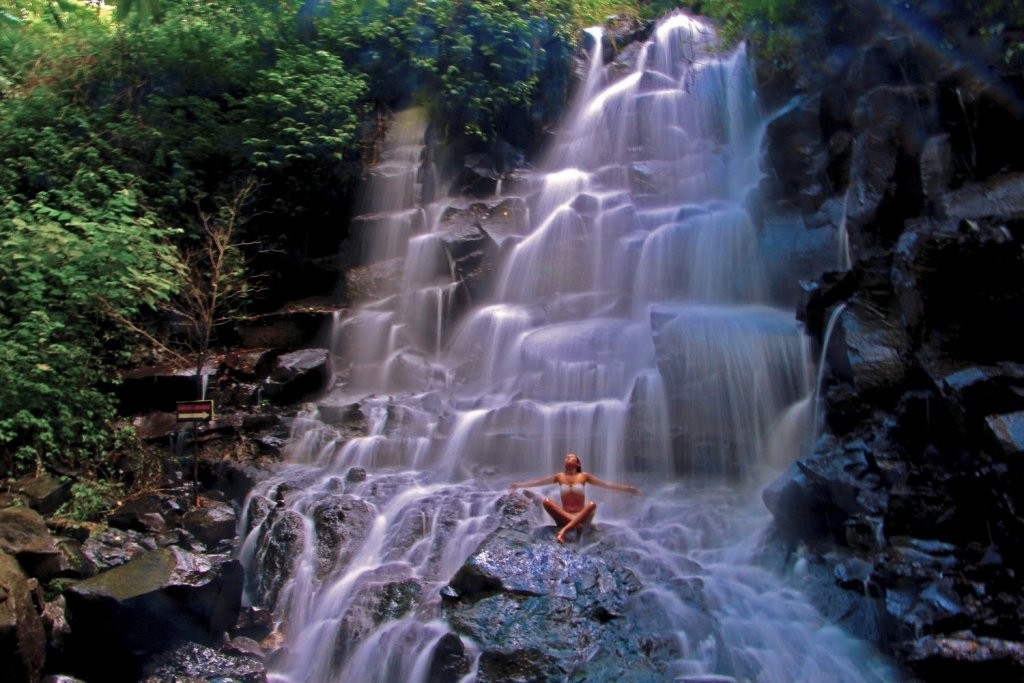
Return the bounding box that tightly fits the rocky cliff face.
[753,1,1024,677]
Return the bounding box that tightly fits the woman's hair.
[567,453,583,473]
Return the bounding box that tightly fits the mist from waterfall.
[238,13,900,682]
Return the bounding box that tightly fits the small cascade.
[239,12,900,683]
[838,187,853,271]
[813,302,849,435]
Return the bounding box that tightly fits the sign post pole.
[176,400,215,509]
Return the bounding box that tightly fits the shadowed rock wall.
[755,1,1024,678]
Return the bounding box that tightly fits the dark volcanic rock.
[442,494,714,682]
[0,549,46,683]
[109,491,185,534]
[182,499,238,548]
[64,546,243,682]
[900,631,1024,680]
[0,506,78,582]
[142,641,267,683]
[262,348,333,405]
[249,508,305,611]
[892,218,1024,358]
[310,494,375,580]
[11,476,71,517]
[757,1,1024,674]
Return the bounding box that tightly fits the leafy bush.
[241,45,367,169]
[56,478,124,522]
[0,190,181,473]
[318,0,576,142]
[697,0,799,65]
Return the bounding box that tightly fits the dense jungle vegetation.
[2,0,1015,501]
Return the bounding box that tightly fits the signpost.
[176,400,215,422]
[176,400,214,507]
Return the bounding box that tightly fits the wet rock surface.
[142,641,267,683]
[0,549,46,683]
[442,494,713,682]
[63,546,244,681]
[757,1,1024,679]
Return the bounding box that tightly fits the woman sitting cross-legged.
[509,453,642,543]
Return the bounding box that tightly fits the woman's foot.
[556,529,568,543]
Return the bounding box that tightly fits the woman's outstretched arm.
[509,474,557,489]
[583,473,641,495]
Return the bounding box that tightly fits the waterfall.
[239,13,900,682]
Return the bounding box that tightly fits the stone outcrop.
[0,550,45,683]
[441,493,715,682]
[755,1,1024,678]
[261,348,333,405]
[63,546,244,682]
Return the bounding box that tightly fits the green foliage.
[699,0,799,64]
[0,189,181,472]
[114,0,165,26]
[241,46,367,169]
[319,0,575,140]
[570,0,643,26]
[56,478,124,522]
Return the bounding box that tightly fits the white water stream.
[239,13,900,682]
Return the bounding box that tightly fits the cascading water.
[239,13,900,682]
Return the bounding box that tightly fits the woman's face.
[564,453,580,472]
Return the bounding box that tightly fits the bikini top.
[560,481,585,495]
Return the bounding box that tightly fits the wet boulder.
[109,491,186,535]
[10,476,71,517]
[220,348,277,381]
[231,605,275,643]
[310,494,375,580]
[315,399,367,431]
[63,546,243,682]
[900,631,1024,680]
[262,348,332,405]
[939,172,1024,223]
[250,509,305,611]
[919,357,1024,443]
[0,507,69,581]
[764,93,828,214]
[0,549,46,683]
[345,256,405,303]
[455,153,502,198]
[427,631,470,683]
[893,217,1024,358]
[763,436,891,546]
[437,201,508,304]
[846,85,938,247]
[79,526,156,573]
[920,133,953,207]
[985,411,1024,457]
[441,494,712,682]
[182,499,238,549]
[331,572,423,664]
[142,641,267,683]
[825,300,912,405]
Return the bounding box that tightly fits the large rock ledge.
[440,493,719,682]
